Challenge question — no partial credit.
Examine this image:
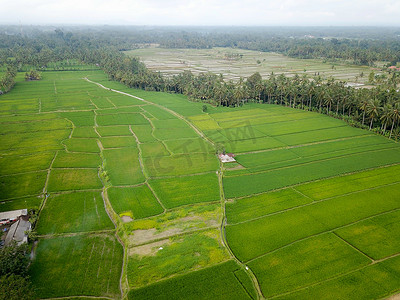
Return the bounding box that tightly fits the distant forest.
[0,25,400,139]
[1,25,400,66]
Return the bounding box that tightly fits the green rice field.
[1,67,399,300]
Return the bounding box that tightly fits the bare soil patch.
[129,239,170,257]
[121,215,133,223]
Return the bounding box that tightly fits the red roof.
[388,66,397,69]
[226,153,235,157]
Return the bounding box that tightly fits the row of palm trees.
[0,65,17,94]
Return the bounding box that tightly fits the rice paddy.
[2,67,399,300]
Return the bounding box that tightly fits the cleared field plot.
[47,169,102,192]
[30,234,123,299]
[226,182,400,262]
[127,229,230,288]
[63,138,100,153]
[60,111,95,127]
[100,136,137,148]
[0,152,53,175]
[224,148,400,198]
[107,185,163,219]
[144,153,218,177]
[129,260,255,300]
[140,141,170,157]
[36,191,113,234]
[103,148,145,185]
[280,255,400,300]
[127,47,374,84]
[97,125,131,137]
[164,138,214,154]
[226,188,311,224]
[248,233,370,298]
[0,196,42,212]
[72,126,98,138]
[335,209,400,260]
[153,127,199,140]
[130,125,157,142]
[124,203,222,247]
[97,113,148,126]
[150,173,220,208]
[53,151,101,168]
[0,171,47,200]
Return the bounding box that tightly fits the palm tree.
[389,103,400,139]
[358,98,369,126]
[366,99,381,130]
[324,88,335,113]
[307,81,316,109]
[380,104,392,133]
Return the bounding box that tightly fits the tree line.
[0,65,17,94]
[1,26,400,68]
[1,26,399,138]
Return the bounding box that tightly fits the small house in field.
[0,209,27,226]
[388,66,400,71]
[4,218,31,246]
[0,209,31,246]
[219,153,236,163]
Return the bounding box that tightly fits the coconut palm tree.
[358,98,369,126]
[324,88,335,113]
[366,99,381,130]
[389,103,400,139]
[307,81,316,109]
[380,104,392,133]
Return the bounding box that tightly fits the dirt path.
[218,163,265,299]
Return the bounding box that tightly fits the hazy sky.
[1,0,400,26]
